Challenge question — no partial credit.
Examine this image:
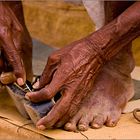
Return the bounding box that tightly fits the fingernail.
[37,125,46,130]
[33,81,39,89]
[17,78,24,86]
[25,94,30,101]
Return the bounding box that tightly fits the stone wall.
[22,1,94,48]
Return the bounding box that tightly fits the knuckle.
[16,26,23,33]
[0,25,10,37]
[44,88,53,100]
[48,53,59,63]
[49,53,56,60]
[48,55,53,61]
[46,94,52,100]
[15,27,24,36]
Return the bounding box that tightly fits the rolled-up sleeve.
[82,0,105,30]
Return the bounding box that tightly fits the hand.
[26,36,104,129]
[0,2,26,85]
[26,1,140,130]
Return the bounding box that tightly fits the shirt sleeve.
[82,0,105,30]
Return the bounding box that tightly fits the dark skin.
[0,0,138,132]
[26,2,140,131]
[0,2,33,84]
[57,1,136,131]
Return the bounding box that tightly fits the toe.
[64,110,82,131]
[106,120,118,127]
[78,114,92,131]
[64,122,77,132]
[78,124,88,131]
[64,111,82,132]
[91,114,106,129]
[105,111,121,127]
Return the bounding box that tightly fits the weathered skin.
[63,1,136,131]
[26,1,140,131]
[0,2,33,84]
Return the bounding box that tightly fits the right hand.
[0,2,26,85]
[26,34,105,129]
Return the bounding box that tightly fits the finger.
[38,47,75,89]
[38,51,61,89]
[26,60,74,102]
[54,101,81,128]
[36,90,72,129]
[54,69,95,128]
[26,71,64,102]
[0,25,25,85]
[33,81,39,89]
[26,83,59,102]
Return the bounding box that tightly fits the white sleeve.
[82,0,105,30]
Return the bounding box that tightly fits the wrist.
[87,2,140,61]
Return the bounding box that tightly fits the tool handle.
[0,72,16,85]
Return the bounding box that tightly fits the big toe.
[105,111,121,127]
[64,122,77,132]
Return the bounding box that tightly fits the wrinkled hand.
[26,35,105,129]
[0,2,26,85]
[26,1,140,130]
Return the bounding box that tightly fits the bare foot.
[64,46,135,131]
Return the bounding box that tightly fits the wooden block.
[6,84,30,119]
[0,72,16,85]
[6,83,55,124]
[24,100,54,124]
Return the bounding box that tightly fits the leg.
[64,1,135,131]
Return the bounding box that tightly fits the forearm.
[89,2,140,61]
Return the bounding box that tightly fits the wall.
[22,1,140,65]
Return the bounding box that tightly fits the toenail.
[92,123,101,129]
[110,122,116,127]
[78,124,88,131]
[106,121,117,127]
[65,123,72,129]
[64,123,77,132]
